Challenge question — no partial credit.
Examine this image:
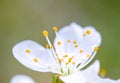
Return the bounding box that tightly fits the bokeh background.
[0,0,120,83]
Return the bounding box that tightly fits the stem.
[52,74,64,83]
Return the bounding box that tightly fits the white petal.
[60,71,86,83]
[12,40,58,73]
[54,23,101,69]
[60,60,120,83]
[82,60,100,76]
[78,26,102,54]
[10,74,35,83]
[54,22,83,56]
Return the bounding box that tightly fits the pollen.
[80,49,84,53]
[33,58,38,62]
[86,29,91,34]
[94,46,99,51]
[57,41,61,45]
[67,40,71,43]
[72,62,75,65]
[25,49,31,53]
[53,26,58,32]
[43,30,48,36]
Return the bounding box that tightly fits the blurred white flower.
[60,60,120,83]
[12,22,101,76]
[10,75,35,83]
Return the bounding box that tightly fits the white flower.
[12,22,101,76]
[60,60,120,83]
[10,74,35,83]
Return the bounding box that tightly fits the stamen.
[56,53,58,56]
[74,40,77,44]
[72,62,75,65]
[43,30,48,36]
[63,54,68,58]
[59,59,63,63]
[77,52,97,70]
[43,30,59,63]
[80,49,84,53]
[66,62,69,65]
[50,45,53,49]
[57,41,61,45]
[86,29,91,34]
[75,44,78,48]
[67,40,71,43]
[94,46,99,51]
[33,58,38,62]
[68,58,72,63]
[25,49,30,53]
[53,26,58,32]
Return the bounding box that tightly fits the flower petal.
[60,60,120,83]
[10,74,35,83]
[78,26,102,55]
[60,71,86,83]
[54,23,101,69]
[54,22,83,55]
[12,40,58,73]
[82,60,100,76]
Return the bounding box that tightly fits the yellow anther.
[33,58,38,62]
[53,26,58,32]
[72,62,75,65]
[25,49,30,53]
[86,29,91,34]
[56,53,58,56]
[45,44,49,48]
[68,58,72,63]
[66,62,69,65]
[75,44,78,48]
[59,59,63,63]
[50,45,53,49]
[74,40,77,44]
[94,46,99,51]
[86,54,91,58]
[57,41,61,45]
[99,68,106,77]
[67,40,71,43]
[80,49,84,53]
[63,54,68,58]
[43,30,48,36]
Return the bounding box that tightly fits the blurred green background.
[0,0,120,83]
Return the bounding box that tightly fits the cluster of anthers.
[13,23,101,76]
[41,27,99,75]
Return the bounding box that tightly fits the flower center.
[41,27,99,75]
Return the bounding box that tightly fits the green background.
[0,0,120,83]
